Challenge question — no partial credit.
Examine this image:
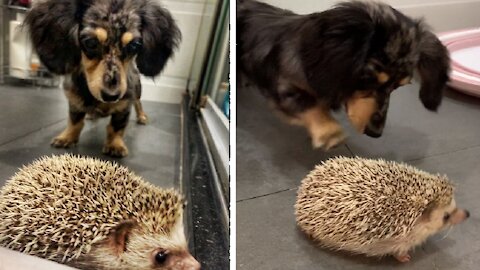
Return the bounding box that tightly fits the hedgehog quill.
[295,157,469,262]
[0,154,200,270]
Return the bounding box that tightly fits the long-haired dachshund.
[25,0,181,157]
[238,0,449,150]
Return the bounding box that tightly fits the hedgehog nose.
[184,255,201,270]
[466,210,470,218]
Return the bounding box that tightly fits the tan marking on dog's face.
[399,76,412,86]
[94,27,108,43]
[81,53,104,101]
[346,91,378,133]
[95,28,108,43]
[81,51,129,103]
[121,32,134,47]
[377,72,390,84]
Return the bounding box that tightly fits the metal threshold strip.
[180,95,229,269]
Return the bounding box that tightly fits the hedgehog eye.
[155,251,168,265]
[443,213,450,222]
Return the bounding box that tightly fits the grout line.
[406,143,480,163]
[0,118,66,148]
[237,188,297,203]
[344,143,355,156]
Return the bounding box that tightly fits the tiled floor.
[0,84,181,189]
[237,84,480,269]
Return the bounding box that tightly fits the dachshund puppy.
[25,0,181,157]
[238,0,450,150]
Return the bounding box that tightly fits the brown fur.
[104,124,128,157]
[51,118,85,147]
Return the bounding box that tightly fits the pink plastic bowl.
[439,28,480,97]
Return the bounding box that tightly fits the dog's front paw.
[103,141,129,157]
[310,123,346,150]
[136,114,148,125]
[51,135,78,148]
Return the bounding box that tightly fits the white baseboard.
[140,76,187,104]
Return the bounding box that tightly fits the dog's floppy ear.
[417,28,450,111]
[24,0,85,74]
[136,3,181,77]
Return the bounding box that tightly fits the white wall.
[259,0,480,32]
[141,0,217,104]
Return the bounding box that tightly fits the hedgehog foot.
[310,123,346,150]
[394,253,411,263]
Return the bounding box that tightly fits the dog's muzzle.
[101,90,121,103]
[364,108,387,138]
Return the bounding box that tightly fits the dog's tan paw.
[310,123,346,150]
[51,136,78,148]
[394,253,411,263]
[103,142,129,157]
[136,114,148,125]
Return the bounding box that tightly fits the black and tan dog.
[25,0,181,157]
[238,0,450,150]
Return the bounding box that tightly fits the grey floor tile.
[237,88,352,201]
[346,86,480,161]
[0,91,181,189]
[0,86,67,145]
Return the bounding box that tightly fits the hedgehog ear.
[108,220,137,255]
[419,202,438,222]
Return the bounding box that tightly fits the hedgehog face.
[418,199,469,236]
[96,219,200,270]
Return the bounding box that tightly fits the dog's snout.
[104,72,120,88]
[101,91,120,102]
[364,127,383,138]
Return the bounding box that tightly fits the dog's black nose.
[364,127,382,138]
[101,91,120,102]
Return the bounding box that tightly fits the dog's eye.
[125,40,142,55]
[83,38,100,51]
[443,213,450,222]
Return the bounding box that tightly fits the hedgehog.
[295,157,469,262]
[0,154,200,270]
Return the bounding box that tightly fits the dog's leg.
[298,104,346,150]
[134,99,148,125]
[103,110,130,157]
[51,110,86,148]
